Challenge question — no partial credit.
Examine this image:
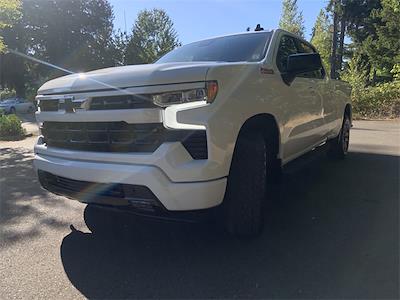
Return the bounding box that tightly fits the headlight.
[152,81,218,107]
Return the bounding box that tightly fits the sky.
[109,0,329,44]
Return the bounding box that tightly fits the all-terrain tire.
[328,114,351,159]
[223,132,267,237]
[84,204,122,235]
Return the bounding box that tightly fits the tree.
[21,0,116,73]
[1,0,116,96]
[311,9,332,72]
[340,0,381,81]
[343,0,381,46]
[0,0,21,52]
[279,0,305,37]
[111,29,129,66]
[363,0,400,78]
[125,9,180,64]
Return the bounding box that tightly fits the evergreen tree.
[125,9,181,65]
[363,0,400,78]
[111,29,129,66]
[0,0,21,52]
[311,9,332,71]
[279,0,305,37]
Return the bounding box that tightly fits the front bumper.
[34,153,227,211]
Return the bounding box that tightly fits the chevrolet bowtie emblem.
[59,96,75,113]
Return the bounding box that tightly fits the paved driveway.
[0,120,399,299]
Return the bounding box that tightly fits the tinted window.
[276,35,298,72]
[156,32,271,63]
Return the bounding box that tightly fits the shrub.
[343,60,400,119]
[352,81,400,118]
[0,114,26,140]
[0,88,16,100]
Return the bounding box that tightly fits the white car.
[34,29,351,236]
[0,98,35,114]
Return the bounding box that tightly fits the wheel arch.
[237,113,281,160]
[344,103,352,124]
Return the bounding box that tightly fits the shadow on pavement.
[0,147,71,245]
[60,151,399,299]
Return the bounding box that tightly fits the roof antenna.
[254,24,264,31]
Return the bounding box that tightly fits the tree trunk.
[330,0,339,79]
[0,54,3,91]
[15,81,26,98]
[372,68,377,85]
[338,16,346,74]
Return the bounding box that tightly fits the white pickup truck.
[34,29,351,236]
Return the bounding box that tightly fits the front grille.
[89,95,156,110]
[39,100,59,111]
[41,121,208,158]
[39,99,83,111]
[38,170,163,211]
[39,95,157,112]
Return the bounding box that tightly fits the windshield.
[156,32,272,63]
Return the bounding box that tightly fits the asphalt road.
[0,120,399,299]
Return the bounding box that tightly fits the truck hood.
[37,62,217,95]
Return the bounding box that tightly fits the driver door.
[276,35,325,161]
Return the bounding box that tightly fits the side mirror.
[282,53,322,85]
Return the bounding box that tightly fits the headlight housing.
[152,81,218,107]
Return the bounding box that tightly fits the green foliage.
[0,88,16,100]
[0,114,25,140]
[391,63,400,81]
[0,0,21,52]
[344,0,381,44]
[125,9,181,64]
[343,0,399,81]
[23,0,115,71]
[363,0,400,78]
[310,9,332,72]
[1,0,116,96]
[279,0,305,37]
[341,54,368,92]
[338,0,400,118]
[112,30,129,66]
[343,57,400,118]
[352,80,400,118]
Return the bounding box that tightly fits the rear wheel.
[9,107,16,114]
[328,114,351,159]
[223,132,267,237]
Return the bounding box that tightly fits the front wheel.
[328,114,351,159]
[223,132,267,237]
[9,107,16,114]
[84,205,123,235]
